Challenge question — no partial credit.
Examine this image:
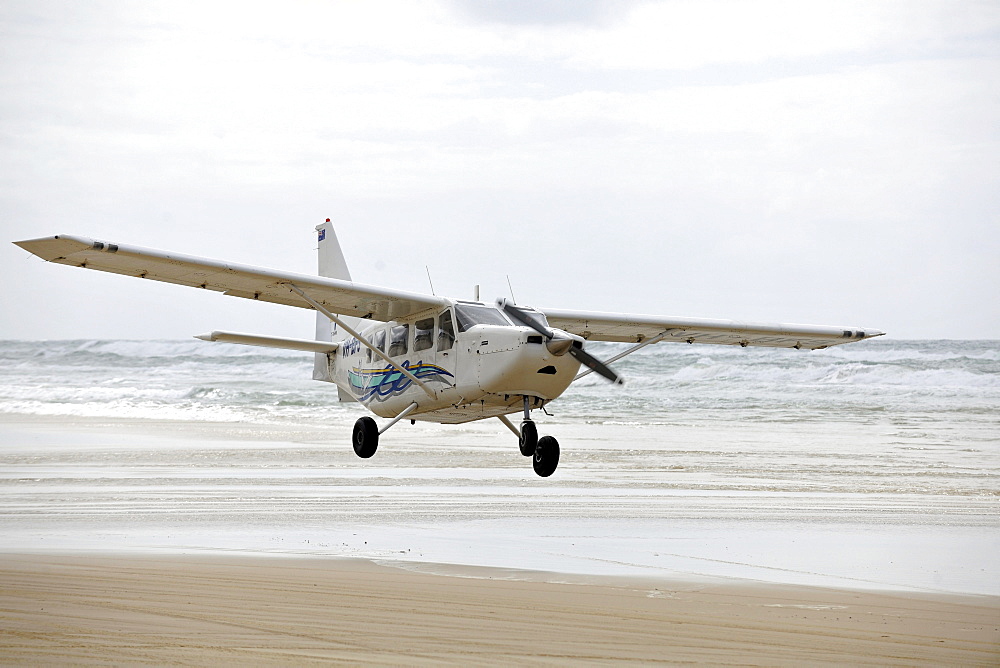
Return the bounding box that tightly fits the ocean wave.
[1,339,998,423]
[650,359,1000,389]
[1,339,309,367]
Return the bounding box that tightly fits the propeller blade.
[498,299,553,339]
[569,345,624,385]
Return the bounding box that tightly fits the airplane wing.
[14,234,446,321]
[540,307,884,350]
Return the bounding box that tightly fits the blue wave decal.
[348,360,454,402]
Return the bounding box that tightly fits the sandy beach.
[1,338,998,664]
[1,553,997,665]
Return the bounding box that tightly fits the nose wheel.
[519,420,537,456]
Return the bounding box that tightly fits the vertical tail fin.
[316,219,352,282]
[313,219,361,387]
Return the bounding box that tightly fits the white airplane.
[14,221,884,477]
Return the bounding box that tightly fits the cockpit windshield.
[511,307,549,330]
[454,303,513,332]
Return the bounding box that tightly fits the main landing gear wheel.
[519,421,538,457]
[533,435,560,477]
[352,416,379,458]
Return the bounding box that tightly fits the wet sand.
[1,553,997,666]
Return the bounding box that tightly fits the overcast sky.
[2,0,998,340]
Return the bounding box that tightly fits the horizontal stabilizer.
[195,331,339,354]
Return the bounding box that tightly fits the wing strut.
[286,283,437,400]
[573,330,671,382]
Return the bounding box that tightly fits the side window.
[373,329,386,357]
[388,324,409,357]
[414,317,434,352]
[437,309,455,351]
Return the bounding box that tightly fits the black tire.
[353,416,379,458]
[533,435,560,477]
[519,420,538,457]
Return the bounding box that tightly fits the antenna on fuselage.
[474,284,480,301]
[506,275,517,305]
[425,265,436,295]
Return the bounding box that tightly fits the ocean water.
[1,338,998,593]
[3,337,997,429]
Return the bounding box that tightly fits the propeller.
[498,299,624,385]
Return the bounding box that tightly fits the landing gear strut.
[352,402,419,460]
[499,396,561,477]
[518,395,537,455]
[357,398,562,477]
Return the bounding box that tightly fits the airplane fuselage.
[325,300,581,423]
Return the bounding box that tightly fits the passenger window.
[414,317,434,352]
[373,329,386,355]
[388,324,409,357]
[438,310,455,351]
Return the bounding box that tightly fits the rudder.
[316,218,352,282]
[313,219,361,389]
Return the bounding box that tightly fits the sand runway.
[1,554,997,665]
